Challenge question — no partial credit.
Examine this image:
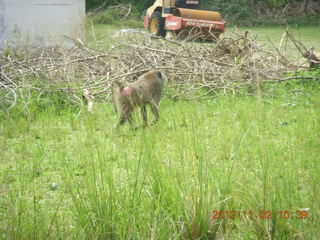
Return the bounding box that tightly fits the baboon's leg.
[141,104,148,127]
[150,102,159,125]
[127,113,133,125]
[117,115,127,127]
[116,109,132,128]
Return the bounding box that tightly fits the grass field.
[1,25,320,240]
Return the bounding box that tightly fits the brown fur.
[112,70,166,128]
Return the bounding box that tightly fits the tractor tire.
[148,11,166,37]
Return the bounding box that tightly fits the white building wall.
[0,0,85,48]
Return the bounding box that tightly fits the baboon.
[112,70,166,128]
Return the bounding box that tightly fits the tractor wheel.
[148,11,166,37]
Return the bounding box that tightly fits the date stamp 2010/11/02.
[211,210,309,220]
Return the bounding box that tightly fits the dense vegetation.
[86,0,320,26]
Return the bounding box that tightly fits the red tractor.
[144,0,225,41]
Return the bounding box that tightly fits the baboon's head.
[158,71,167,86]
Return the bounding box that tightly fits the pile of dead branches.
[0,30,318,111]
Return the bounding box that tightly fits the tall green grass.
[1,79,319,239]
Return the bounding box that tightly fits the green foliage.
[0,81,82,120]
[86,0,155,12]
[87,6,141,27]
[88,7,126,24]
